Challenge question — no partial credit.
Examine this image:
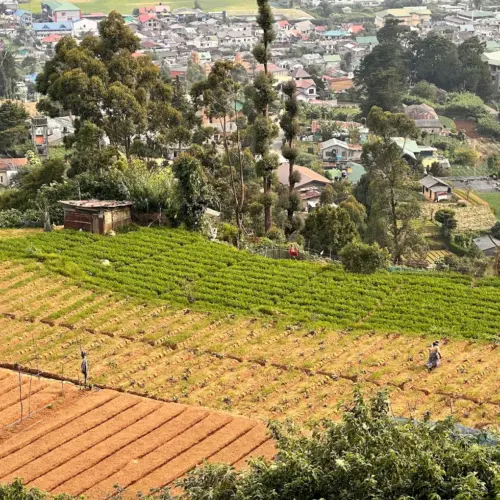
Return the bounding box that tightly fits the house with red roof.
[41,33,62,44]
[138,5,170,15]
[274,20,289,30]
[137,13,159,30]
[0,158,28,187]
[295,78,317,102]
[342,23,364,34]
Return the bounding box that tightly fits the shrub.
[0,208,41,228]
[266,226,286,243]
[435,254,489,277]
[340,241,389,274]
[176,391,500,500]
[219,223,239,246]
[476,116,500,141]
[302,206,358,255]
[437,92,487,120]
[491,221,500,240]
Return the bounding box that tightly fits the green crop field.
[478,192,500,220]
[1,228,500,341]
[27,0,311,18]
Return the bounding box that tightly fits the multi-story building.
[375,7,431,28]
[41,0,81,22]
[482,51,500,94]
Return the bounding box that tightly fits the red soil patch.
[453,119,482,139]
[0,369,275,498]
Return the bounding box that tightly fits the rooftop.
[277,163,331,188]
[59,200,134,209]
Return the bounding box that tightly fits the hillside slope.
[0,369,274,498]
[0,259,498,431]
[0,228,499,340]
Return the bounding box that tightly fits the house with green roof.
[324,54,341,70]
[42,0,81,23]
[482,51,500,94]
[356,36,378,47]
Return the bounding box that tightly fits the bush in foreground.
[2,392,499,499]
[175,391,500,499]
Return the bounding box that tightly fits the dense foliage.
[175,391,500,500]
[3,392,499,499]
[355,21,493,114]
[0,228,500,340]
[340,241,390,274]
[0,102,30,157]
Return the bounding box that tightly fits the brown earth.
[0,263,498,432]
[0,369,274,498]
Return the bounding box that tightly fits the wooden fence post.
[17,365,23,422]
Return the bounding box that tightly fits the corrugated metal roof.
[59,200,133,208]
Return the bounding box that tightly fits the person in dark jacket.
[426,341,441,371]
[81,349,89,388]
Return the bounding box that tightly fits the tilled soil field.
[0,262,498,431]
[0,369,274,498]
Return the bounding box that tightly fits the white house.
[319,138,363,162]
[294,20,315,36]
[14,9,32,27]
[72,18,98,36]
[192,35,218,49]
[41,0,81,22]
[0,158,27,187]
[220,31,255,47]
[295,78,317,102]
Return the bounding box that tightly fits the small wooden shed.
[59,200,133,235]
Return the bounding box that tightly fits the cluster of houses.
[1,0,500,101]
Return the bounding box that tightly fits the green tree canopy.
[0,101,30,157]
[302,205,358,254]
[172,153,212,230]
[36,12,179,158]
[175,390,500,500]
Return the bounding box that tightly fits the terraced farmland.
[0,369,274,499]
[1,228,500,339]
[0,261,498,431]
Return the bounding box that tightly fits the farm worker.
[289,245,299,259]
[81,349,89,388]
[426,341,441,371]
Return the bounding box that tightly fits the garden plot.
[0,369,274,499]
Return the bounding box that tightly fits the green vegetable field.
[1,228,499,341]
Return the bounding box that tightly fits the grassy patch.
[477,192,500,220]
[29,0,310,16]
[438,115,455,131]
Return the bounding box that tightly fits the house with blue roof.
[32,21,73,37]
[324,30,349,40]
[14,9,32,27]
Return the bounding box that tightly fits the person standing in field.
[426,341,441,371]
[81,349,89,389]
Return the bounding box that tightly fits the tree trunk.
[286,144,295,234]
[222,114,245,240]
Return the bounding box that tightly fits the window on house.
[308,88,314,94]
[0,176,3,183]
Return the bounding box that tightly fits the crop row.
[0,228,500,339]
